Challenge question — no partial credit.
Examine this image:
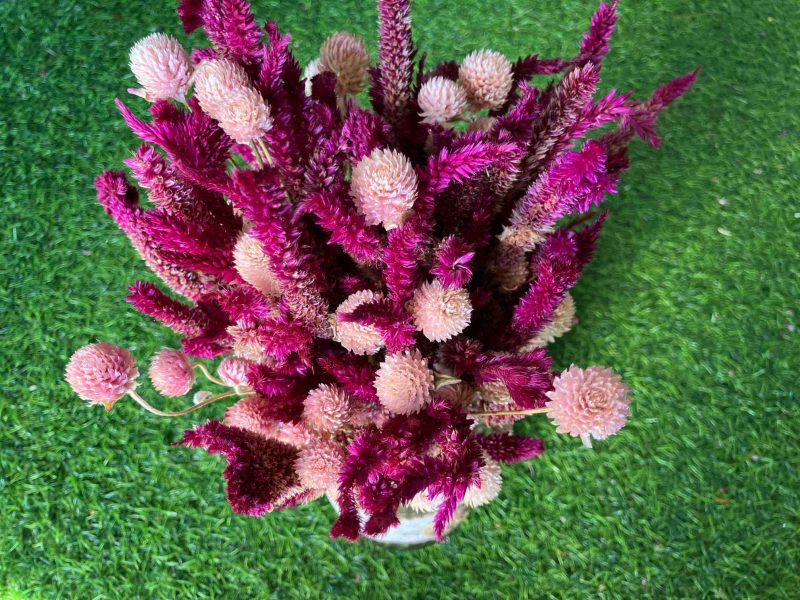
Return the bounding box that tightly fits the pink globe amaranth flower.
[216,86,273,144]
[417,76,468,125]
[408,280,472,342]
[295,438,346,492]
[303,384,353,433]
[129,33,191,102]
[319,32,370,96]
[476,380,525,428]
[374,348,434,414]
[520,293,577,351]
[149,348,195,397]
[192,59,251,118]
[459,49,513,110]
[217,356,254,387]
[462,454,502,508]
[65,342,139,410]
[546,365,631,444]
[350,148,418,230]
[233,233,282,298]
[224,395,311,448]
[334,289,385,355]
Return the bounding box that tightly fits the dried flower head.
[149,348,195,397]
[374,348,434,414]
[295,438,347,492]
[319,32,370,95]
[334,290,385,355]
[224,394,278,438]
[233,233,282,297]
[546,365,631,444]
[129,33,192,102]
[520,293,577,350]
[216,86,273,144]
[435,382,475,410]
[417,77,468,124]
[303,384,353,433]
[408,280,472,342]
[192,58,251,118]
[227,324,268,363]
[462,454,502,507]
[303,58,322,96]
[407,489,443,512]
[350,148,418,230]
[476,380,524,428]
[217,356,254,387]
[459,49,513,110]
[65,342,139,409]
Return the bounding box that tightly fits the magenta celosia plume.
[67,0,695,543]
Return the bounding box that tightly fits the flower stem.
[256,138,273,167]
[249,141,265,169]
[126,389,250,417]
[468,407,549,418]
[193,363,227,387]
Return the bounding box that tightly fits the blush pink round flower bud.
[192,59,250,118]
[417,77,468,124]
[374,349,434,414]
[462,454,502,508]
[319,32,370,96]
[546,365,631,446]
[408,280,472,342]
[334,290,385,355]
[216,87,273,144]
[350,148,418,230]
[459,49,513,110]
[65,342,139,410]
[233,233,282,298]
[148,348,195,397]
[295,438,346,492]
[129,33,192,102]
[217,356,254,387]
[303,384,353,433]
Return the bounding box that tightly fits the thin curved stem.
[193,363,227,387]
[127,389,250,418]
[468,407,549,418]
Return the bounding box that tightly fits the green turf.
[1,0,798,597]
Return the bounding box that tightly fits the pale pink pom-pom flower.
[129,33,192,102]
[295,438,347,492]
[408,280,472,342]
[192,59,250,118]
[319,32,370,96]
[418,77,468,124]
[303,384,353,433]
[217,356,254,387]
[148,348,195,397]
[334,289,385,355]
[374,349,434,414]
[233,233,282,297]
[65,342,139,410]
[350,148,418,230]
[462,454,502,508]
[459,49,513,110]
[215,87,273,144]
[546,365,631,446]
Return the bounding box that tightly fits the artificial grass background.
[1,0,798,597]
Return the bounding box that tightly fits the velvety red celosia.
[74,0,696,542]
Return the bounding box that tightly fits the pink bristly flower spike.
[65,342,139,410]
[462,454,502,508]
[334,290,386,355]
[546,365,631,447]
[418,76,468,125]
[374,348,434,414]
[408,280,472,342]
[233,233,282,298]
[319,32,371,96]
[128,33,192,102]
[149,347,195,397]
[458,49,513,110]
[349,148,418,230]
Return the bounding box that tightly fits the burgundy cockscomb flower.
[129,33,192,102]
[65,342,139,410]
[149,348,195,397]
[418,76,468,124]
[459,49,513,110]
[217,356,254,387]
[408,280,472,342]
[334,290,385,355]
[233,233,282,298]
[295,438,347,492]
[303,384,353,433]
[319,32,371,96]
[462,454,502,508]
[546,365,631,445]
[350,148,418,230]
[374,348,434,414]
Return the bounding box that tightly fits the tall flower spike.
[129,33,192,102]
[303,384,353,433]
[418,77,468,125]
[334,290,386,356]
[374,348,434,414]
[376,0,414,124]
[233,233,282,297]
[459,50,513,110]
[350,148,418,230]
[149,348,195,397]
[408,280,472,342]
[546,365,631,446]
[65,343,139,410]
[319,32,371,96]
